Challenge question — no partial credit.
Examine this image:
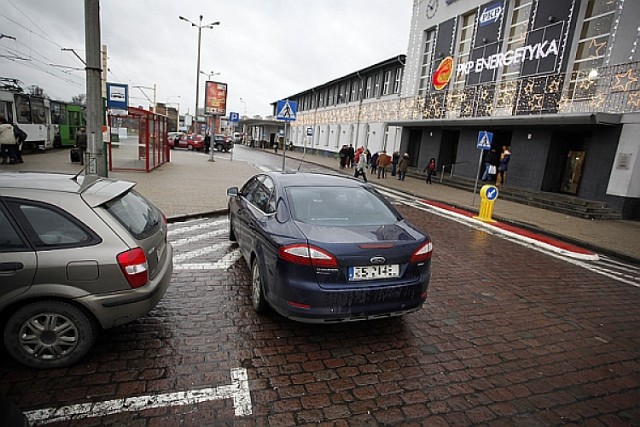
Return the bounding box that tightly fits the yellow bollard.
[474,184,499,223]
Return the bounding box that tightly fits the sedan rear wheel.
[187,144,194,151]
[3,301,97,369]
[229,217,236,241]
[251,259,269,313]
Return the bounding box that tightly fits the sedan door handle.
[0,262,24,272]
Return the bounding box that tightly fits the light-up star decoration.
[587,38,607,57]
[612,69,638,92]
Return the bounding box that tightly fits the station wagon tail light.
[410,240,433,264]
[279,243,338,268]
[117,247,149,288]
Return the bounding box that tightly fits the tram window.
[31,98,46,124]
[15,95,32,124]
[51,103,66,125]
[0,101,13,123]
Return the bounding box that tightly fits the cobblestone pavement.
[1,206,639,426]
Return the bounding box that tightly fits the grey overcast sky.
[0,0,413,118]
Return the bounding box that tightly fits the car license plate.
[348,264,400,281]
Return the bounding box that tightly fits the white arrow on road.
[24,368,252,425]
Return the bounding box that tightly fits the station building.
[280,0,640,219]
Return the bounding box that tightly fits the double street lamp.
[178,15,220,134]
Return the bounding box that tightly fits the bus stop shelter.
[108,107,169,172]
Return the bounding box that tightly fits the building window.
[383,71,392,95]
[450,11,477,111]
[418,29,436,96]
[394,67,403,93]
[328,87,335,106]
[365,76,373,98]
[374,74,381,98]
[318,91,325,108]
[350,79,359,101]
[338,84,346,104]
[501,0,533,80]
[570,0,618,99]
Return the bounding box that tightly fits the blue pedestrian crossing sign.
[477,131,493,150]
[276,99,297,121]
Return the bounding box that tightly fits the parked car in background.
[213,134,234,152]
[226,172,433,323]
[169,133,204,151]
[0,172,173,368]
[167,131,185,146]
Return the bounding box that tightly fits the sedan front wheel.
[3,301,97,369]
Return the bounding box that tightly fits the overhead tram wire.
[6,0,58,46]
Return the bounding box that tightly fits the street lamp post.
[179,15,220,135]
[200,70,220,81]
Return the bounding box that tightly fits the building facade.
[285,56,407,157]
[281,0,640,219]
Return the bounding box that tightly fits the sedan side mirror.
[226,187,238,197]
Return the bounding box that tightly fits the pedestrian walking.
[391,151,399,176]
[423,158,436,184]
[377,150,390,178]
[353,147,368,182]
[482,148,500,182]
[76,127,87,165]
[397,153,409,181]
[347,144,355,168]
[369,151,379,176]
[498,146,511,185]
[0,116,18,164]
[339,144,349,169]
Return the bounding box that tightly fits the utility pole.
[84,0,107,176]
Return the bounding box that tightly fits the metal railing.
[439,161,469,183]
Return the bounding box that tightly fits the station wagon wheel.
[3,301,97,369]
[251,259,269,313]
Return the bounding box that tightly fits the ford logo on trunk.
[370,256,386,265]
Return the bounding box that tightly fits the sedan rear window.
[287,186,399,226]
[104,190,161,240]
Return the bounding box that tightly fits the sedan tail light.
[117,247,149,288]
[410,240,433,264]
[279,243,338,268]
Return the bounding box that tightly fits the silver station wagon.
[0,172,173,368]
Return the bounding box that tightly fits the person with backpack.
[12,123,26,164]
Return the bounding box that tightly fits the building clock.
[426,0,438,19]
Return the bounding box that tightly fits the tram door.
[560,151,585,194]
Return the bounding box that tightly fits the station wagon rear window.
[104,190,161,240]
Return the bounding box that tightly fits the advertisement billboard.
[205,81,227,115]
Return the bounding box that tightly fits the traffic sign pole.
[281,121,287,171]
[472,149,483,206]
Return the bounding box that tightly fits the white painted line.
[170,228,227,248]
[168,218,229,236]
[24,368,252,425]
[174,249,243,270]
[411,200,599,261]
[173,242,234,263]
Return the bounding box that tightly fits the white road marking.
[24,368,252,425]
[173,242,234,263]
[405,200,639,287]
[174,249,243,270]
[170,228,227,248]
[168,218,229,236]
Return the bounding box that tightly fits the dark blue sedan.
[226,172,433,323]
